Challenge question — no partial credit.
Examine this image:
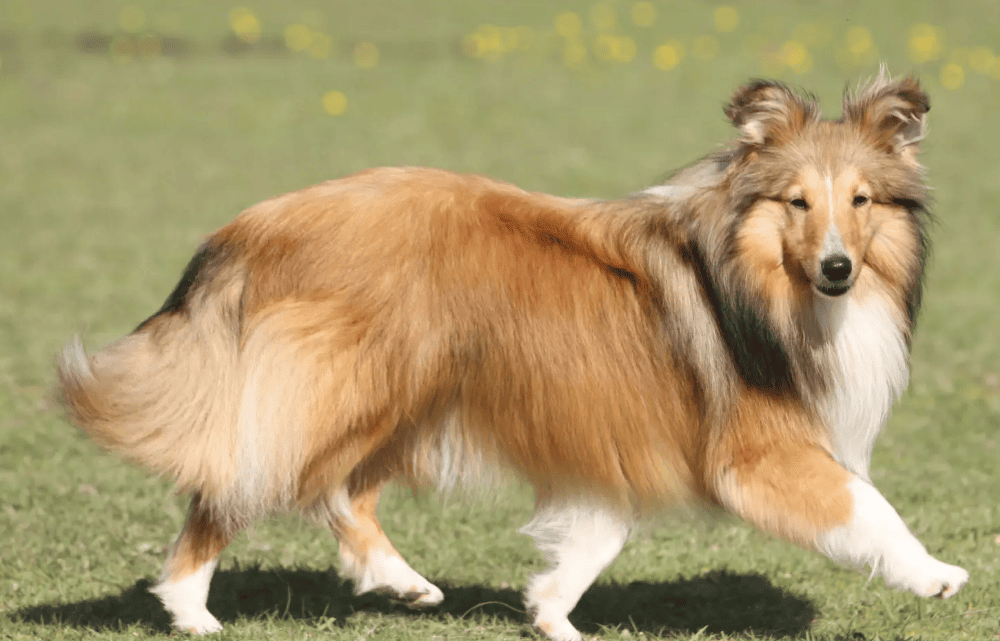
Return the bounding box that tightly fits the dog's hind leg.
[322,480,444,608]
[150,493,234,634]
[520,497,632,641]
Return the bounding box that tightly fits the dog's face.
[725,72,930,301]
[773,143,880,299]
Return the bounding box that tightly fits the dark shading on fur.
[683,241,795,396]
[135,240,228,331]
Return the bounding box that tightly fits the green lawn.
[1,1,998,639]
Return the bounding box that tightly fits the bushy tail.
[56,284,325,531]
[57,313,242,493]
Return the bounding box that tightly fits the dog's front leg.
[711,396,968,597]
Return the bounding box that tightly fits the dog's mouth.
[814,282,851,298]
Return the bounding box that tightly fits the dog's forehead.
[785,123,875,183]
[792,162,865,189]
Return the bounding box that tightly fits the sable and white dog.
[59,71,968,640]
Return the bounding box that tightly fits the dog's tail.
[56,243,316,529]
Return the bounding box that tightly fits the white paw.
[883,551,970,598]
[355,551,444,607]
[150,562,221,635]
[172,610,223,635]
[906,558,969,598]
[533,616,583,641]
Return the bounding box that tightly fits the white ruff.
[814,294,909,480]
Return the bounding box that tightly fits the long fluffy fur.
[59,73,951,626]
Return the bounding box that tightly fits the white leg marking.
[343,548,444,607]
[818,478,969,598]
[150,559,222,634]
[520,500,632,641]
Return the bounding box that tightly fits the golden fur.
[59,71,956,637]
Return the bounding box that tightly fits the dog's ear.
[724,80,819,147]
[843,68,929,163]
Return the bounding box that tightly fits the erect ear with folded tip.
[724,79,820,148]
[843,69,930,163]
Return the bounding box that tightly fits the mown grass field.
[1,0,998,639]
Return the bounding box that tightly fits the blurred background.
[2,0,997,401]
[1,2,997,639]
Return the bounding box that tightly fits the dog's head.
[724,69,930,301]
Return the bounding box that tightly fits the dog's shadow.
[10,566,816,637]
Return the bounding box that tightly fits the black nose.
[821,255,852,282]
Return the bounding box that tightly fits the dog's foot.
[354,551,444,607]
[181,610,222,634]
[150,564,222,635]
[905,558,969,598]
[532,614,583,641]
[882,551,969,598]
[172,610,223,635]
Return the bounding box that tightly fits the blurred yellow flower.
[653,40,685,71]
[554,12,583,39]
[781,40,813,74]
[940,63,964,89]
[631,1,656,28]
[285,24,312,52]
[846,26,872,55]
[322,90,347,116]
[616,36,637,63]
[353,41,379,68]
[230,7,261,43]
[713,7,739,33]
[835,26,877,70]
[594,35,636,63]
[908,23,943,63]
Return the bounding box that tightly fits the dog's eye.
[852,195,870,207]
[789,198,809,210]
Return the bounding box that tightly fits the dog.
[58,70,968,640]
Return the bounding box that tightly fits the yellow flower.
[940,63,964,90]
[285,24,312,52]
[713,7,739,33]
[631,1,656,28]
[908,23,944,63]
[230,7,261,43]
[353,41,379,68]
[653,41,685,71]
[322,91,347,116]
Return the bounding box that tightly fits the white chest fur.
[813,295,910,480]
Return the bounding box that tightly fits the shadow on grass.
[10,566,816,637]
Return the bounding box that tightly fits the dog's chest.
[813,296,910,480]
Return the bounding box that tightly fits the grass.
[1,0,999,639]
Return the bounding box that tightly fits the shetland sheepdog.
[58,70,968,640]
